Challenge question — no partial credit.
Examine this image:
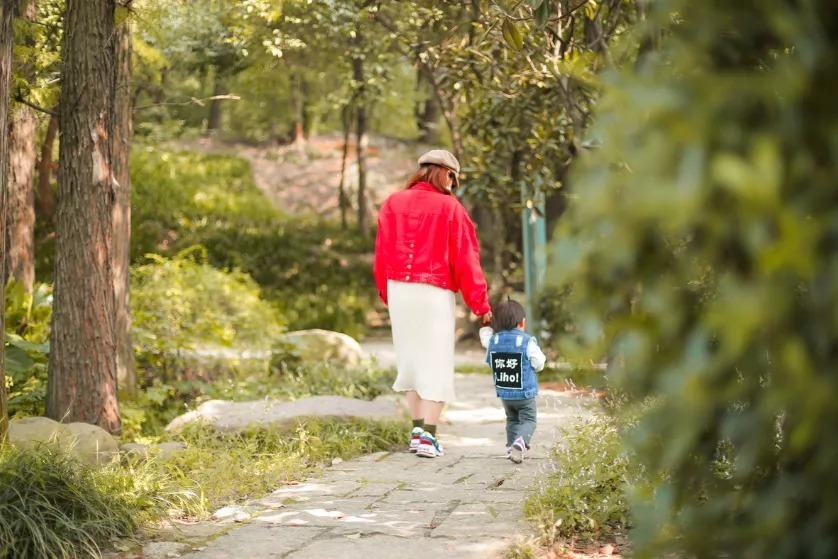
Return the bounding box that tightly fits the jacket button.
[405,275,410,280]
[407,264,412,269]
[408,254,413,259]
[410,243,415,248]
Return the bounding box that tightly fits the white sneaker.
[408,426,423,453]
[509,436,526,464]
[416,431,444,458]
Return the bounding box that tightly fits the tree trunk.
[419,97,439,144]
[5,0,36,292]
[0,0,15,442]
[47,0,121,434]
[414,68,425,137]
[338,103,352,230]
[36,112,57,221]
[7,105,36,292]
[206,68,224,134]
[353,29,368,233]
[113,7,136,398]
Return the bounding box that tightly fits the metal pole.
[521,183,547,325]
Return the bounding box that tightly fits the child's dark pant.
[502,398,537,447]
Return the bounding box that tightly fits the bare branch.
[134,94,241,112]
[12,94,59,116]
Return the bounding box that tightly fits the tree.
[553,1,838,557]
[6,0,37,294]
[0,0,15,442]
[113,4,135,397]
[46,0,120,434]
[352,25,368,232]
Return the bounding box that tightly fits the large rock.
[166,395,402,434]
[280,329,365,366]
[7,417,72,451]
[66,422,119,464]
[8,418,119,464]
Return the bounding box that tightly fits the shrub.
[130,147,377,338]
[524,414,639,543]
[552,1,838,557]
[131,248,284,384]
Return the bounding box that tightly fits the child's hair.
[492,299,526,331]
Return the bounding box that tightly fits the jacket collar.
[410,181,451,195]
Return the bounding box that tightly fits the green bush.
[552,1,838,557]
[524,414,639,543]
[131,248,284,383]
[0,446,197,559]
[130,147,377,338]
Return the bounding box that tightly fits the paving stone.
[284,534,509,559]
[429,502,524,539]
[168,351,584,559]
[184,525,328,559]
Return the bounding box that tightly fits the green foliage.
[130,248,284,382]
[3,282,52,417]
[120,361,397,439]
[267,361,397,401]
[131,147,376,337]
[0,445,195,559]
[551,1,838,557]
[164,417,404,508]
[524,414,639,543]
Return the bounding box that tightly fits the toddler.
[480,299,546,463]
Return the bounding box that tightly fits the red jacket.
[373,182,491,316]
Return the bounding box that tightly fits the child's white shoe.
[508,436,526,464]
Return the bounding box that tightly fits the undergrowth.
[162,417,405,509]
[0,446,198,559]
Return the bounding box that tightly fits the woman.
[373,149,492,458]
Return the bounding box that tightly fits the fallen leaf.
[345,533,362,540]
[601,543,615,555]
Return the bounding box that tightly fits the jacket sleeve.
[526,338,547,372]
[449,205,491,316]
[373,211,389,306]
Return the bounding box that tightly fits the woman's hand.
[481,311,493,326]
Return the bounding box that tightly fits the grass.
[121,362,398,440]
[523,413,639,545]
[0,414,405,559]
[162,417,405,509]
[0,445,198,559]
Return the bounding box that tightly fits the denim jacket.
[484,328,540,400]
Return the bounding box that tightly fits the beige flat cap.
[418,149,460,187]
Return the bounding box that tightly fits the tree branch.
[133,94,241,112]
[13,94,59,116]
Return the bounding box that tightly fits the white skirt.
[388,280,456,402]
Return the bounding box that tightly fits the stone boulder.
[166,395,403,434]
[66,422,119,464]
[7,417,72,451]
[279,329,365,366]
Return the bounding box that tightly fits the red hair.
[405,164,452,194]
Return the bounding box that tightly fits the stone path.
[154,367,590,559]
